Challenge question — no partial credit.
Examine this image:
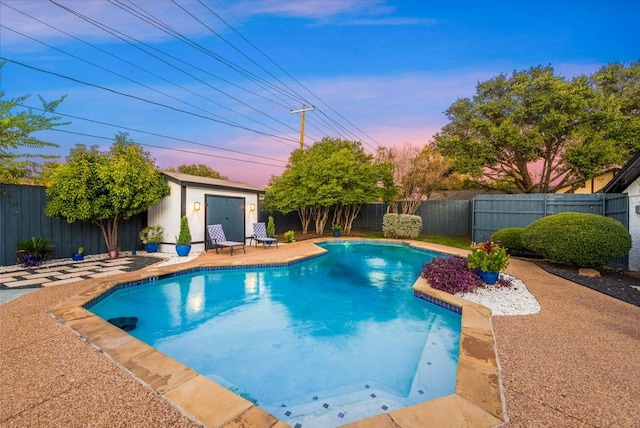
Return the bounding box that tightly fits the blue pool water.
[88,241,461,427]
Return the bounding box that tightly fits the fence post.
[471,198,476,243]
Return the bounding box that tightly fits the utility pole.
[290,104,315,150]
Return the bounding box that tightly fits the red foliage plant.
[421,256,482,294]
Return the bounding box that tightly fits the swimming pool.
[88,241,462,427]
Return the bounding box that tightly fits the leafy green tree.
[265,138,389,234]
[45,133,170,253]
[167,163,227,180]
[434,64,639,193]
[588,61,640,154]
[34,161,60,186]
[1,80,67,184]
[264,148,312,232]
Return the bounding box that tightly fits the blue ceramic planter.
[175,244,191,257]
[145,243,159,253]
[477,269,499,285]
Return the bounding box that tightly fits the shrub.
[267,216,276,237]
[521,212,632,268]
[16,237,55,266]
[176,216,192,245]
[491,228,525,253]
[284,230,296,243]
[382,214,422,238]
[421,256,482,294]
[139,225,164,244]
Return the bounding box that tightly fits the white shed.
[148,171,264,254]
[602,151,640,271]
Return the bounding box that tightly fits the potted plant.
[175,216,192,257]
[139,225,164,253]
[72,246,84,261]
[331,223,342,237]
[467,240,510,284]
[16,237,55,267]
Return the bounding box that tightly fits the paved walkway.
[1,258,141,287]
[0,253,198,304]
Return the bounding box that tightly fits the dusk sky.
[1,1,638,188]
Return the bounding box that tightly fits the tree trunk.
[95,216,120,252]
[331,205,345,231]
[400,198,421,215]
[313,206,330,234]
[298,207,312,235]
[342,204,361,233]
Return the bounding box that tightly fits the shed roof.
[162,171,264,193]
[600,151,640,193]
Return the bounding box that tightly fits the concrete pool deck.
[1,239,639,427]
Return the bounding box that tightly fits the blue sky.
[1,0,638,187]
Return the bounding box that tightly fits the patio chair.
[252,222,278,249]
[207,224,246,255]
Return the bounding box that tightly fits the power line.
[19,103,288,164]
[3,22,305,143]
[46,0,310,136]
[52,129,286,168]
[171,0,306,104]
[5,1,322,148]
[114,0,376,148]
[103,0,304,108]
[4,1,380,155]
[1,57,300,147]
[217,0,382,151]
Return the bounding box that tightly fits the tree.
[1,82,67,184]
[33,161,60,186]
[265,138,389,234]
[375,143,462,214]
[167,163,227,180]
[264,149,312,232]
[401,145,462,213]
[433,64,639,193]
[375,144,411,213]
[45,133,170,253]
[587,61,640,155]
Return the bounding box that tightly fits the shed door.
[205,195,245,244]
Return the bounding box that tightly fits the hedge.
[521,212,631,268]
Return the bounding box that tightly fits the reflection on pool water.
[88,241,462,427]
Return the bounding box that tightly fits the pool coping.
[48,238,506,428]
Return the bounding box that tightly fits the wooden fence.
[0,184,146,266]
[471,194,629,268]
[259,201,473,237]
[2,184,629,269]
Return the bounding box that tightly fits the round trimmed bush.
[491,228,525,253]
[521,212,631,268]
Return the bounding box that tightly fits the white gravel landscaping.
[457,274,541,316]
